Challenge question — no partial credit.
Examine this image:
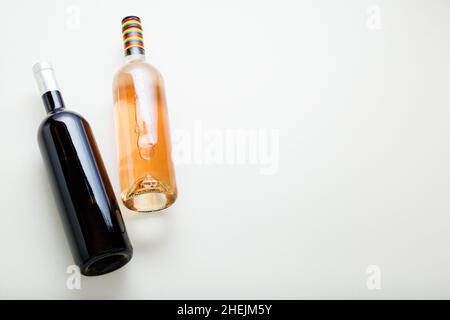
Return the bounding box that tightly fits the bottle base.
[82,249,133,276]
[121,174,177,212]
[122,191,176,212]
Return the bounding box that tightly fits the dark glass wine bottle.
[34,62,133,276]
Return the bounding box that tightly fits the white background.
[1,0,450,299]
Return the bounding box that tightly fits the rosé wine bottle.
[113,16,177,213]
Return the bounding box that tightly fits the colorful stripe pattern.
[122,16,144,54]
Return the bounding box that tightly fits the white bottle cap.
[32,61,60,95]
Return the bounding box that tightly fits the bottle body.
[38,96,133,276]
[113,58,177,212]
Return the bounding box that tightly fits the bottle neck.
[122,16,146,58]
[125,53,146,63]
[42,90,65,114]
[32,62,65,114]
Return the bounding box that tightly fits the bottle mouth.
[32,61,60,95]
[32,61,53,74]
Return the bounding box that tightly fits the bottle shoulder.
[113,60,163,84]
[38,110,87,131]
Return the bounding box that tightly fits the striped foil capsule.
[122,16,145,55]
